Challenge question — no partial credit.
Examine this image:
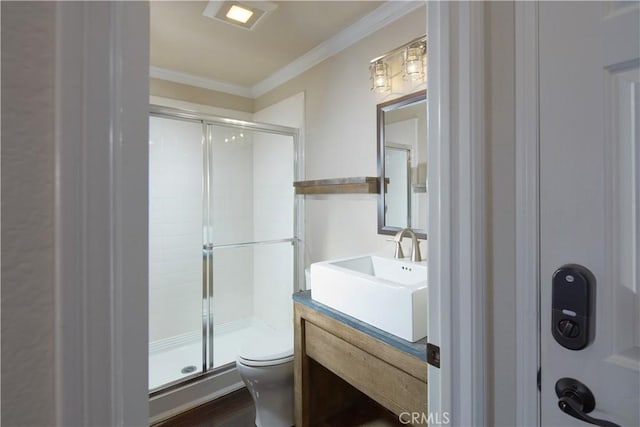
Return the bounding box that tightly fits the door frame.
[514,2,541,426]
[52,0,491,424]
[54,2,149,425]
[427,2,487,424]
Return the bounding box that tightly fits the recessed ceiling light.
[202,1,278,31]
[226,5,253,24]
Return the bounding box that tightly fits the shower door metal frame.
[149,105,303,395]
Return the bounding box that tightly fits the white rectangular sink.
[310,254,427,342]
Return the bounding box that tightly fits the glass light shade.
[370,60,390,93]
[404,43,425,81]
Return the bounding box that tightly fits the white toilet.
[236,328,294,427]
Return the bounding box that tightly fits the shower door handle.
[203,244,213,258]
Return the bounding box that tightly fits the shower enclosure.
[148,106,301,392]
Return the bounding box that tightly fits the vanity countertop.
[292,290,427,361]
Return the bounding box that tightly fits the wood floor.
[152,387,403,427]
[152,388,255,427]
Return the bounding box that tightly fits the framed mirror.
[377,90,427,239]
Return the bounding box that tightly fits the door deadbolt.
[551,264,595,350]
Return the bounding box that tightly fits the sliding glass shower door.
[206,124,296,369]
[149,109,300,392]
[148,116,205,390]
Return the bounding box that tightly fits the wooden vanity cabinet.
[294,300,428,426]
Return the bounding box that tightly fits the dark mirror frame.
[377,90,427,240]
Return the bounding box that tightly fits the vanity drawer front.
[305,321,427,417]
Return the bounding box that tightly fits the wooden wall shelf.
[293,177,380,195]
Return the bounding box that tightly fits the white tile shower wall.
[149,117,204,342]
[252,93,304,330]
[212,246,253,327]
[252,132,294,242]
[211,126,255,245]
[149,96,258,337]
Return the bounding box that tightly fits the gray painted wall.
[1,2,57,425]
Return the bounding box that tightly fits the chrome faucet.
[393,228,423,262]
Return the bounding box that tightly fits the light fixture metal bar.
[369,35,426,64]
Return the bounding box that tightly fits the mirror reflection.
[377,90,427,239]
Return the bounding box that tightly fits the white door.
[540,2,640,426]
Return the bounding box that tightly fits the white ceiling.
[150,1,418,97]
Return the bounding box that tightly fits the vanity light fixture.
[404,40,426,81]
[370,60,391,93]
[369,36,426,92]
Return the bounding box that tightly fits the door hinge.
[427,343,440,368]
[537,367,541,391]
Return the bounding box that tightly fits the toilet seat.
[237,329,293,367]
[237,354,293,367]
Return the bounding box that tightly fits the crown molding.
[251,1,424,97]
[150,66,253,98]
[150,1,424,100]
